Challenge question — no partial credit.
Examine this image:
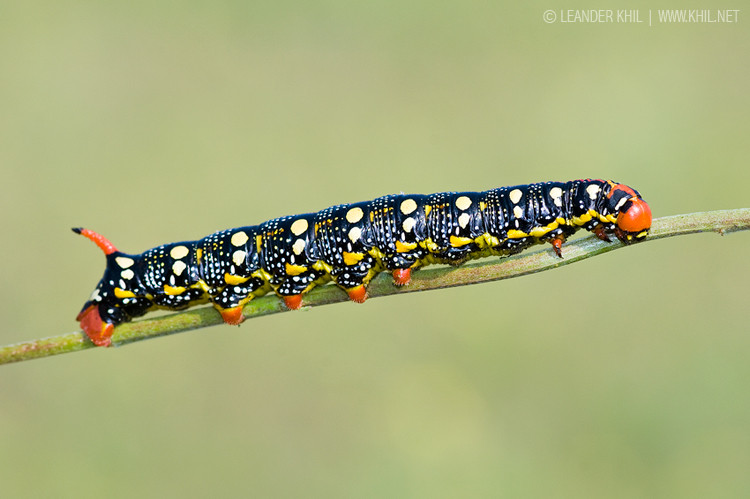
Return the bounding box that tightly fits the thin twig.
[1,208,748,365]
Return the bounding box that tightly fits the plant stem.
[2,208,748,365]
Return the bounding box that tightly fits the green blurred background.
[1,1,748,497]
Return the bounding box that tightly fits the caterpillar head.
[606,184,652,243]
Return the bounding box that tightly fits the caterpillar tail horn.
[73,228,119,346]
[72,227,119,255]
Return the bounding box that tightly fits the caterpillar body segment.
[75,179,651,346]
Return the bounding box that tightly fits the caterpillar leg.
[346,285,368,303]
[548,235,565,258]
[218,305,245,325]
[272,269,326,310]
[77,304,115,347]
[392,268,412,286]
[592,224,612,242]
[329,258,374,304]
[283,294,303,310]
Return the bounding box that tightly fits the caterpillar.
[75,179,651,346]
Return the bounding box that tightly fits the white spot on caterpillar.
[550,187,563,207]
[402,217,416,233]
[170,245,189,260]
[513,205,524,219]
[172,260,187,276]
[614,196,628,211]
[586,184,601,200]
[509,188,523,204]
[346,207,364,224]
[231,231,248,247]
[232,250,246,266]
[291,219,309,236]
[121,269,135,280]
[115,256,134,268]
[292,238,306,255]
[458,212,471,229]
[455,196,472,211]
[348,227,362,243]
[400,198,417,215]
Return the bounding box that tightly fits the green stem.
[2,208,748,365]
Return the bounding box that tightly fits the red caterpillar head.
[607,183,652,243]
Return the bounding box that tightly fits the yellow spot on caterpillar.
[599,213,616,224]
[506,229,528,239]
[114,287,136,299]
[255,235,263,253]
[509,188,523,204]
[342,251,364,266]
[529,226,553,238]
[395,240,417,253]
[367,246,385,260]
[572,213,593,225]
[479,201,487,211]
[195,248,203,264]
[586,184,601,199]
[195,279,211,294]
[421,237,439,252]
[291,219,309,236]
[170,245,189,260]
[172,260,187,276]
[455,196,472,211]
[449,235,473,247]
[163,284,186,296]
[115,256,134,268]
[285,263,308,276]
[224,273,250,285]
[232,250,246,266]
[424,205,432,217]
[400,198,417,215]
[556,217,567,225]
[312,260,333,274]
[479,233,500,248]
[231,231,248,247]
[292,238,306,255]
[346,207,364,224]
[348,227,362,243]
[550,187,563,206]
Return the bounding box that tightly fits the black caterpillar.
[75,179,652,346]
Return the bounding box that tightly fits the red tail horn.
[72,227,118,255]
